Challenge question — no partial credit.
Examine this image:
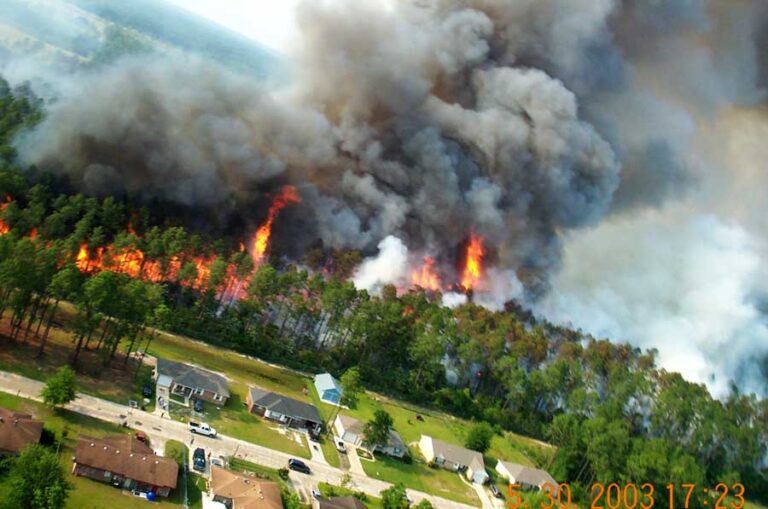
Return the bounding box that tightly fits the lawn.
[0,392,182,508]
[361,454,479,506]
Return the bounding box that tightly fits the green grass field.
[360,454,479,506]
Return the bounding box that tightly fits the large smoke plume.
[6,0,768,393]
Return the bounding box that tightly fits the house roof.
[248,387,322,424]
[74,435,178,489]
[156,359,229,398]
[497,461,556,488]
[0,407,42,454]
[210,466,282,509]
[314,373,342,395]
[336,415,405,450]
[423,435,485,472]
[318,497,367,509]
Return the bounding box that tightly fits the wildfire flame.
[460,233,485,291]
[411,257,441,291]
[0,196,11,235]
[251,185,301,266]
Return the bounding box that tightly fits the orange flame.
[0,196,11,235]
[411,257,441,291]
[251,186,301,267]
[460,233,484,290]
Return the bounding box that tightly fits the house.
[209,466,283,509]
[496,460,557,492]
[314,373,343,405]
[72,435,178,497]
[334,414,407,458]
[0,407,42,455]
[418,435,489,484]
[316,497,367,509]
[155,358,230,408]
[246,386,323,433]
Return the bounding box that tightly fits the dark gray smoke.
[12,0,768,296]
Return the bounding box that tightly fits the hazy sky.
[165,0,303,52]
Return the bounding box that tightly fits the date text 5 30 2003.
[506,482,747,509]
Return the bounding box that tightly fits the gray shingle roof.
[248,387,322,424]
[156,359,229,398]
[426,435,485,472]
[497,460,556,487]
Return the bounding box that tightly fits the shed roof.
[0,407,42,454]
[249,387,322,424]
[314,373,342,394]
[75,435,178,489]
[156,374,173,388]
[156,359,229,397]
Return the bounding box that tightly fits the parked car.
[193,399,204,413]
[311,489,322,500]
[287,458,311,474]
[211,457,225,468]
[188,421,217,437]
[489,484,504,499]
[335,440,347,453]
[192,448,206,472]
[134,431,148,444]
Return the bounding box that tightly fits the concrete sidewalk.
[0,370,478,509]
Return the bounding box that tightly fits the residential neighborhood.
[334,414,407,459]
[418,435,489,485]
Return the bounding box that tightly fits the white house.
[418,435,489,484]
[496,460,557,492]
[334,414,407,458]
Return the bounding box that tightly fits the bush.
[277,468,289,480]
[39,428,57,446]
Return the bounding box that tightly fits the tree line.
[0,78,765,506]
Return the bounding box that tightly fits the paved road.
[0,371,477,509]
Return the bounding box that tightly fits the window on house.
[194,388,204,395]
[213,394,223,401]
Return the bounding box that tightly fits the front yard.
[360,454,479,506]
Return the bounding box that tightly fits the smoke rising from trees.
[6,0,768,393]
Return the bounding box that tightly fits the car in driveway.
[210,456,225,468]
[287,458,311,474]
[489,484,504,499]
[192,447,206,472]
[335,439,346,453]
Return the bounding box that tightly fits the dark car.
[193,447,206,472]
[287,458,311,474]
[489,484,504,499]
[193,399,204,413]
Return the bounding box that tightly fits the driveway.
[346,445,367,475]
[0,371,478,509]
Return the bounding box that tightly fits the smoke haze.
[4,0,768,394]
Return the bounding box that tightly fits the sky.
[165,0,303,53]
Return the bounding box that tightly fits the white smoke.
[352,235,410,292]
[538,210,768,397]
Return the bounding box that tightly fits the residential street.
[0,370,480,509]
